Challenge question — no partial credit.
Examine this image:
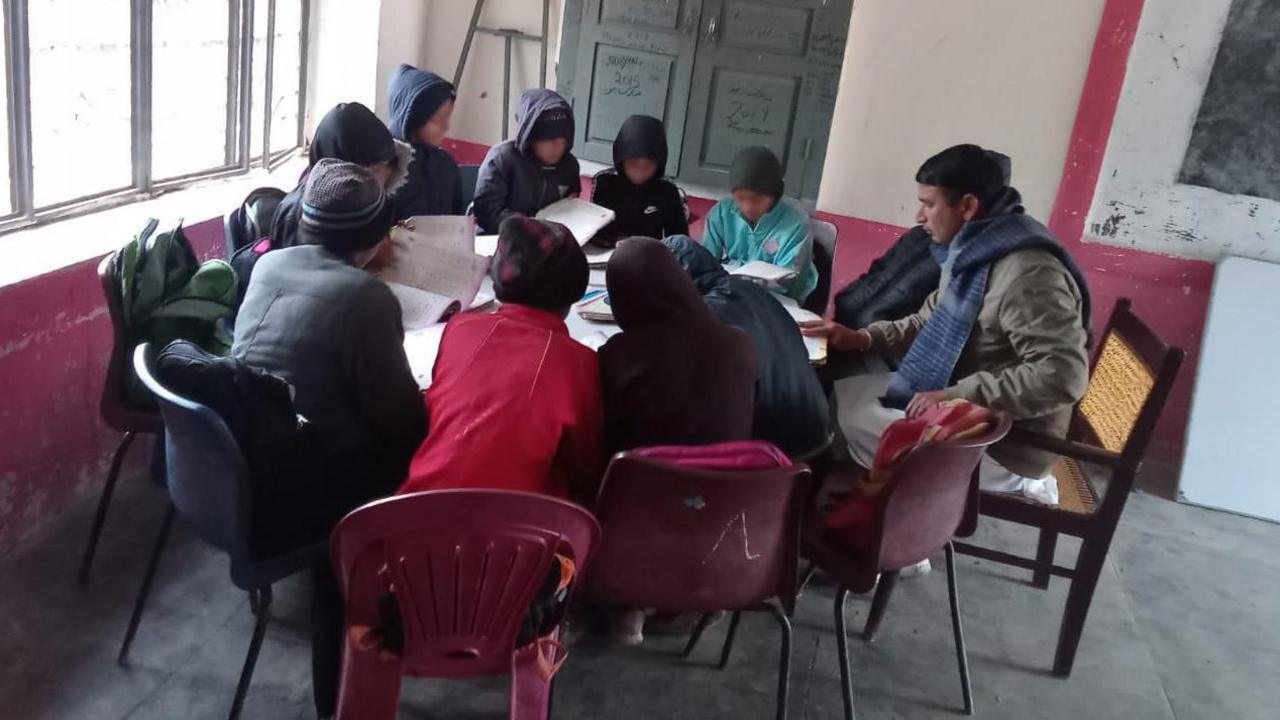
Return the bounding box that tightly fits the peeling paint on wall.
[1087,0,1279,263]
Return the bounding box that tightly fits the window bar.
[261,0,275,167]
[224,0,241,167]
[5,0,34,219]
[130,0,153,194]
[236,0,254,170]
[295,0,309,154]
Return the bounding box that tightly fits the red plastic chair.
[590,442,812,720]
[330,490,602,720]
[79,251,162,585]
[804,414,1011,719]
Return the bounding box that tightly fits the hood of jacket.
[514,88,575,155]
[310,102,411,194]
[612,114,667,179]
[607,237,714,331]
[387,64,456,143]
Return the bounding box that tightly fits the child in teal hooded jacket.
[702,146,816,303]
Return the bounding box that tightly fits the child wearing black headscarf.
[590,115,688,246]
[270,102,411,250]
[598,237,758,453]
[387,63,465,218]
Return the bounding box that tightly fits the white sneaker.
[899,559,932,578]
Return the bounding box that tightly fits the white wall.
[1085,0,1276,262]
[410,0,566,145]
[306,0,383,139]
[374,0,431,119]
[815,0,1107,223]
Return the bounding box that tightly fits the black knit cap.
[490,217,588,312]
[299,158,395,254]
[728,146,785,198]
[528,106,574,143]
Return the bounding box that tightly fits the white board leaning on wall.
[1180,256,1280,522]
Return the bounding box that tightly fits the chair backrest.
[459,164,481,214]
[98,252,157,432]
[331,489,601,679]
[132,343,251,557]
[874,415,1011,571]
[1071,298,1185,509]
[805,217,838,314]
[591,449,812,614]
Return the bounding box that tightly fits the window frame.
[0,0,308,235]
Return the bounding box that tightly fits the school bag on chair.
[116,218,238,404]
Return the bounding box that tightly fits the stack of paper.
[378,216,490,329]
[535,197,616,245]
[576,291,614,322]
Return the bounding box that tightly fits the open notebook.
[535,197,616,245]
[731,261,798,285]
[377,216,491,330]
[778,302,828,365]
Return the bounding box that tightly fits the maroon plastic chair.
[79,251,162,585]
[330,490,601,720]
[804,414,1011,719]
[590,446,813,720]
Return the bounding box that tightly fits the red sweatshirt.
[399,304,605,501]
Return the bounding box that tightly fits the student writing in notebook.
[399,216,603,501]
[472,88,581,233]
[233,159,427,720]
[702,146,817,303]
[387,63,464,217]
[590,114,689,246]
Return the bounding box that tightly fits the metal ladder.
[453,0,552,141]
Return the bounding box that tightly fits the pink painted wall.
[0,219,224,553]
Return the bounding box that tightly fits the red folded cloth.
[826,400,992,551]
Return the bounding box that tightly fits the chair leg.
[1053,536,1110,677]
[78,430,138,586]
[118,503,176,665]
[833,588,855,720]
[764,602,792,720]
[1032,529,1058,590]
[248,589,262,617]
[229,586,273,720]
[945,543,974,715]
[682,612,716,658]
[861,571,899,642]
[716,611,743,670]
[797,562,818,598]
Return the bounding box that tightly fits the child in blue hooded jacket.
[702,146,816,303]
[387,63,464,218]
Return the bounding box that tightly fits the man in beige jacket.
[803,145,1090,507]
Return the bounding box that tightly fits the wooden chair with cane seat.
[954,298,1185,677]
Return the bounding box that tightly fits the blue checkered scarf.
[882,211,1091,409]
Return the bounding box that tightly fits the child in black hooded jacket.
[590,115,688,246]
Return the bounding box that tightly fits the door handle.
[705,15,718,42]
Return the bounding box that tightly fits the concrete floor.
[3,473,1278,720]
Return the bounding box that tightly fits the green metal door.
[570,0,706,175]
[676,0,851,200]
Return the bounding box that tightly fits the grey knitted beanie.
[300,158,395,254]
